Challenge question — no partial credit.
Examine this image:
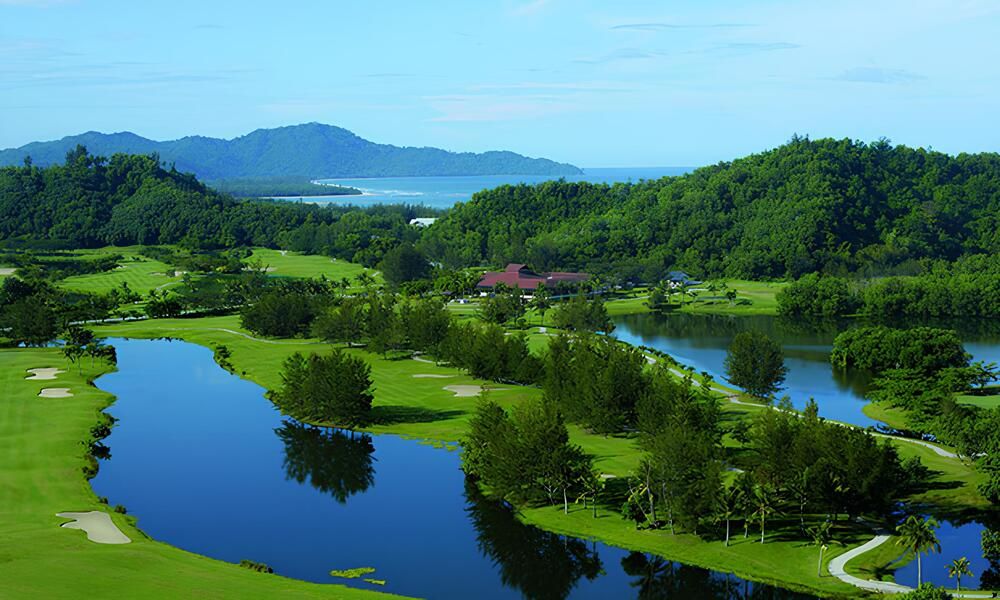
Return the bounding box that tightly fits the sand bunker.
[413,374,454,379]
[57,511,131,544]
[0,268,15,276]
[38,388,73,398]
[26,368,65,380]
[444,385,490,397]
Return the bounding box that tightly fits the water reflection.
[276,422,376,503]
[465,481,603,600]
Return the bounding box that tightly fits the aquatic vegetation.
[329,567,376,579]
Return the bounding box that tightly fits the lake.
[289,167,691,209]
[613,313,1000,428]
[90,337,812,600]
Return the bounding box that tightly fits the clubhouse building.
[476,263,590,296]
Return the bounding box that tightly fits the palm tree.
[719,484,744,547]
[895,515,941,587]
[752,485,778,544]
[809,520,833,577]
[947,556,973,591]
[530,284,552,327]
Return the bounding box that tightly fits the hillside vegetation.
[422,136,1000,280]
[0,123,581,179]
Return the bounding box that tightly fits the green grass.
[862,402,911,431]
[0,346,403,600]
[957,386,1000,410]
[59,255,183,296]
[605,280,786,317]
[521,504,865,597]
[247,248,376,283]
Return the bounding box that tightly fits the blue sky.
[1,0,997,167]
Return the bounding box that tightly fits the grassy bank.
[0,346,402,600]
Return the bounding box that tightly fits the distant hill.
[0,123,582,179]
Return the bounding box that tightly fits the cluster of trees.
[779,256,1000,318]
[0,275,118,346]
[724,330,788,398]
[441,322,542,384]
[544,334,648,433]
[550,294,613,333]
[624,385,922,546]
[271,350,374,426]
[462,397,597,513]
[830,326,970,375]
[421,137,1000,279]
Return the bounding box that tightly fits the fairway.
[0,346,403,600]
[247,248,377,283]
[59,255,183,296]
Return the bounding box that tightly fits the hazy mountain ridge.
[0,123,582,179]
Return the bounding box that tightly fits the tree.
[378,243,430,288]
[896,515,941,587]
[272,350,374,426]
[752,485,779,544]
[724,330,787,398]
[718,484,743,547]
[529,284,552,327]
[809,520,833,577]
[947,556,972,591]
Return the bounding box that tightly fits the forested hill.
[0,123,581,179]
[0,147,430,259]
[421,137,1000,280]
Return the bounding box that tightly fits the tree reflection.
[276,421,375,503]
[621,551,815,600]
[464,481,603,600]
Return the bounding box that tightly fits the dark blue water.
[91,338,811,600]
[293,168,691,209]
[894,519,990,589]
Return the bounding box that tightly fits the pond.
[613,313,1000,428]
[91,338,813,599]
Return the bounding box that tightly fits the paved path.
[827,532,910,594]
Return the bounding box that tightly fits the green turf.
[247,248,377,284]
[0,347,403,600]
[59,255,183,296]
[956,387,1000,410]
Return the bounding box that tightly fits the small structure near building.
[476,263,589,296]
[409,218,437,228]
[666,270,701,287]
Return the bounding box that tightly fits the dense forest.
[0,123,581,179]
[7,137,1000,285]
[0,147,436,267]
[422,136,1000,280]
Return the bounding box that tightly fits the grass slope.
[59,255,183,296]
[247,248,376,283]
[0,347,403,600]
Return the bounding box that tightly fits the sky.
[1,0,998,167]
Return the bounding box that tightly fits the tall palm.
[719,484,743,547]
[531,284,552,327]
[809,520,833,577]
[752,485,778,544]
[947,556,973,591]
[895,515,941,586]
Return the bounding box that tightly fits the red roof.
[477,264,589,291]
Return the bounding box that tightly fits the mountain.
[0,123,582,179]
